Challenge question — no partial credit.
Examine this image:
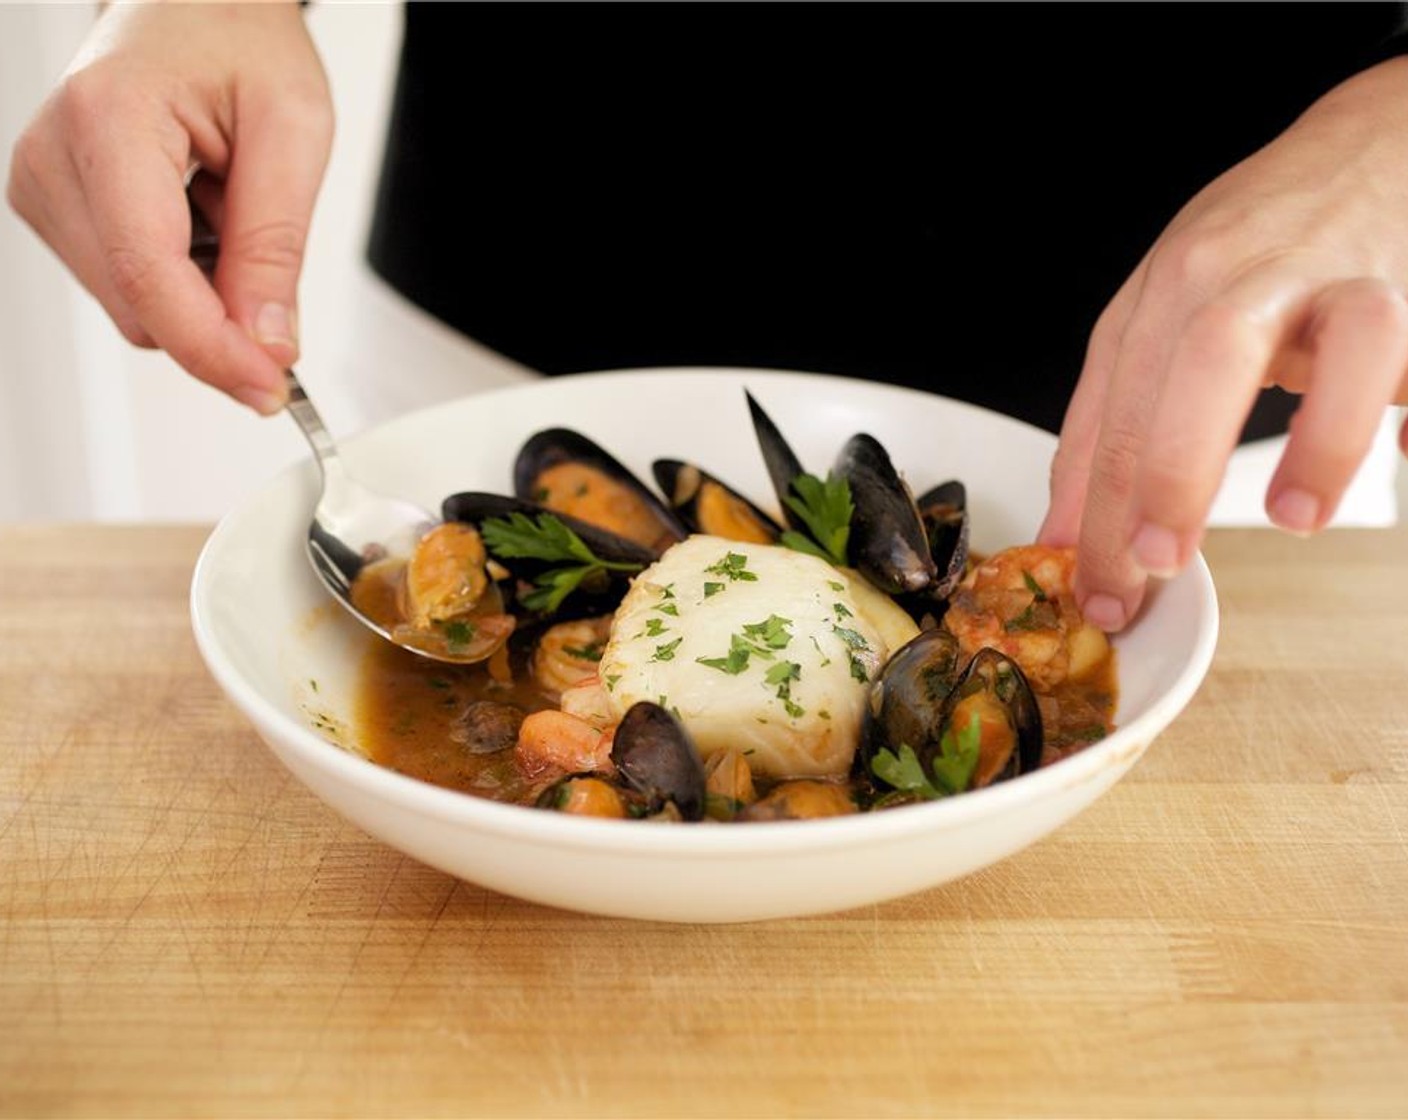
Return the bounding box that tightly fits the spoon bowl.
[284,370,483,664]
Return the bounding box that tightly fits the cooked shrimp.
[532,616,613,695]
[559,676,614,730]
[515,709,615,775]
[943,544,1109,691]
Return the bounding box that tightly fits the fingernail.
[1081,593,1127,632]
[1130,522,1180,578]
[1269,488,1321,536]
[231,382,288,416]
[254,302,298,353]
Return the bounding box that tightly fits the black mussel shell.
[936,647,1044,788]
[859,627,965,776]
[651,459,782,543]
[744,391,809,535]
[514,428,686,553]
[834,433,937,596]
[611,701,706,821]
[915,480,970,601]
[441,492,655,620]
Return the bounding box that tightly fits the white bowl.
[191,368,1218,923]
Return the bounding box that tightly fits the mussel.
[744,390,810,537]
[515,428,687,554]
[861,629,1043,796]
[610,701,707,821]
[440,492,656,622]
[651,459,782,543]
[833,433,937,596]
[915,480,970,602]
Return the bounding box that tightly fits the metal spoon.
[281,369,465,661]
[189,196,481,664]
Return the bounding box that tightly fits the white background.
[1,2,1403,525]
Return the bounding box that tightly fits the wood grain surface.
[2,523,1406,1118]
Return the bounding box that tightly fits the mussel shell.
[514,428,687,552]
[859,627,964,775]
[744,391,809,535]
[936,647,1043,787]
[651,459,782,543]
[834,433,937,596]
[915,479,970,601]
[440,492,655,620]
[611,701,706,821]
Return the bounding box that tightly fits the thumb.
[213,89,332,371]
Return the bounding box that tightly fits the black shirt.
[368,2,1408,440]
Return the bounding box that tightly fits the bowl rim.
[190,367,1220,858]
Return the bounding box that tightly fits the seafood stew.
[353,391,1117,822]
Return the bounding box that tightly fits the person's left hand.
[1040,56,1408,633]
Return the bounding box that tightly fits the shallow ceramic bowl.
[191,368,1218,923]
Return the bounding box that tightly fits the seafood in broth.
[353,392,1118,822]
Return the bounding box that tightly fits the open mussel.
[651,459,782,544]
[861,629,1042,797]
[440,492,656,622]
[915,480,970,602]
[834,433,937,597]
[611,701,707,821]
[744,391,810,537]
[515,428,687,554]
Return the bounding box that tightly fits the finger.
[7,123,153,347]
[74,125,288,413]
[212,85,332,368]
[1039,267,1145,547]
[1264,279,1408,533]
[1125,266,1305,576]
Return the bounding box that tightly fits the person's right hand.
[7,2,332,414]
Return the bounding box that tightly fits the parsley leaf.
[780,472,853,567]
[705,552,759,582]
[480,512,644,614]
[870,713,982,798]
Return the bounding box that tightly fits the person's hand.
[7,2,332,414]
[1040,56,1408,632]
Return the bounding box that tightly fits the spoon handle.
[283,369,344,481]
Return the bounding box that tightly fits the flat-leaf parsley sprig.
[870,712,982,799]
[479,512,644,614]
[779,472,853,568]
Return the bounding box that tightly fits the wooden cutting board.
[2,523,1406,1117]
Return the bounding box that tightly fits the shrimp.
[532,615,613,695]
[515,709,615,775]
[943,544,1109,691]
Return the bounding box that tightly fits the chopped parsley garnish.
[654,602,680,617]
[764,660,804,718]
[644,618,668,637]
[870,713,982,798]
[696,615,795,675]
[705,552,759,582]
[441,620,475,650]
[479,512,643,614]
[605,674,621,691]
[833,601,852,618]
[827,580,845,592]
[564,643,604,662]
[831,625,868,651]
[651,637,683,662]
[1022,570,1048,601]
[742,614,794,650]
[703,581,725,598]
[779,472,853,567]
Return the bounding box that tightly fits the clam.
[514,428,686,553]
